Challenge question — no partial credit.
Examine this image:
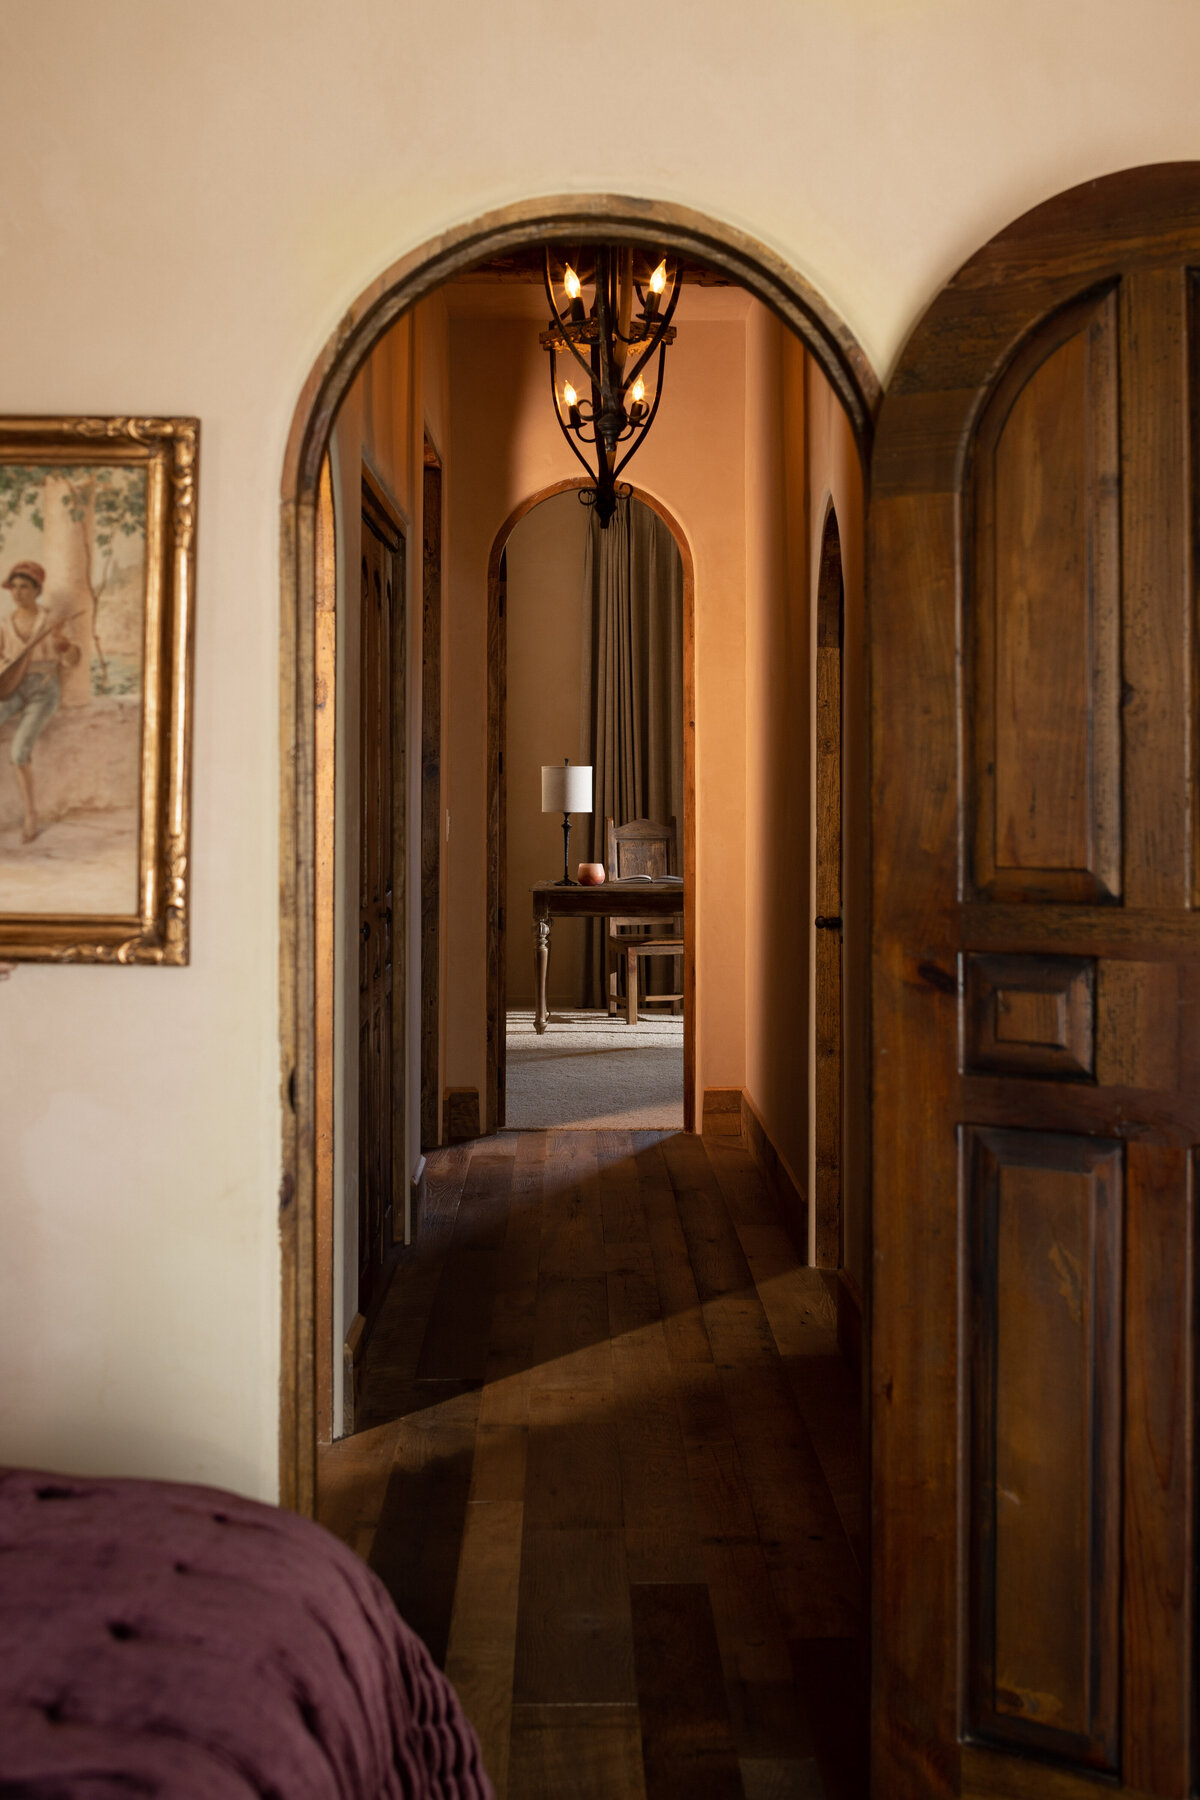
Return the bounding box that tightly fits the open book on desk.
[616,873,683,883]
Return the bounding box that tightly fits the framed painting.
[0,417,197,963]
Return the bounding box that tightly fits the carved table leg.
[534,907,551,1033]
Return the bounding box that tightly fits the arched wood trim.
[280,195,878,1513]
[483,478,697,1138]
[282,195,879,510]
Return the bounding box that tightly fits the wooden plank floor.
[319,1129,866,1800]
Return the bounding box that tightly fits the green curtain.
[580,495,684,1007]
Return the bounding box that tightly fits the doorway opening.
[285,191,874,1800]
[486,481,694,1136]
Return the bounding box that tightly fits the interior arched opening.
[483,479,696,1142]
[283,197,875,1797]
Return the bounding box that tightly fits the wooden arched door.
[871,165,1200,1798]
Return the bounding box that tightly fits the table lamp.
[541,757,593,885]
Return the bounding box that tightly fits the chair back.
[606,816,677,880]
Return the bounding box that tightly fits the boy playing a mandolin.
[0,560,81,843]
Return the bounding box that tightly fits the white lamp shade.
[541,762,593,814]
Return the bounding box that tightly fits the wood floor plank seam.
[320,1127,865,1800]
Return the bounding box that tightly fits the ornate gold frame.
[0,416,197,964]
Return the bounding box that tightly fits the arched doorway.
[483,477,697,1138]
[278,194,878,1516]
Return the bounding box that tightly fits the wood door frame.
[485,477,698,1137]
[813,500,844,1268]
[485,542,507,1133]
[420,434,443,1152]
[357,468,406,1319]
[279,193,878,1515]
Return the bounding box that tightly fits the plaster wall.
[2,1,1196,1499]
[503,492,591,1009]
[743,308,868,1277]
[744,307,811,1237]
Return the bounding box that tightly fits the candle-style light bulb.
[563,264,585,323]
[563,382,577,408]
[563,382,582,430]
[629,373,647,424]
[643,258,668,319]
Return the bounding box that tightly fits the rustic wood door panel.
[970,288,1121,903]
[964,1127,1122,1772]
[870,166,1200,1799]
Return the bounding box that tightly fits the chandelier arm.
[613,342,669,479]
[622,273,683,393]
[543,247,606,393]
[541,246,558,320]
[547,349,602,484]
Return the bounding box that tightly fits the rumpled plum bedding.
[0,1467,494,1799]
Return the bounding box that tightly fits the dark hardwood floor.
[319,1129,866,1799]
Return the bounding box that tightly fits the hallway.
[319,1130,866,1799]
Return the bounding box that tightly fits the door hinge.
[815,915,843,931]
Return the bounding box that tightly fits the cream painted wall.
[744,307,867,1277]
[744,305,809,1236]
[503,493,591,1009]
[2,1,1197,1500]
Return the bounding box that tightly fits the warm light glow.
[563,383,578,408]
[630,376,646,405]
[649,260,667,295]
[564,266,581,301]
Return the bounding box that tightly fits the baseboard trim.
[737,1088,809,1254]
[443,1086,481,1143]
[836,1267,862,1376]
[701,1086,744,1137]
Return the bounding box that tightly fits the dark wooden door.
[870,165,1200,1799]
[358,477,404,1317]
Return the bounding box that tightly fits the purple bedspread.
[0,1467,494,1799]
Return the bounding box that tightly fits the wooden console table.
[531,879,685,1034]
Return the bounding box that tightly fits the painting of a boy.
[0,560,81,842]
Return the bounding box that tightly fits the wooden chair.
[605,816,684,1025]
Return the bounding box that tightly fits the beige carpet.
[505,1008,684,1129]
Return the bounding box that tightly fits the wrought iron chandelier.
[540,246,680,527]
